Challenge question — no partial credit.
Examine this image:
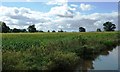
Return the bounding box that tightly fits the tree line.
[0,21,116,33]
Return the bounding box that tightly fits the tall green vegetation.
[2,32,119,70]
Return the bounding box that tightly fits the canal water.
[93,46,118,70]
[75,46,119,71]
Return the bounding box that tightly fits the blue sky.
[2,2,118,13]
[0,1,118,32]
[2,2,52,12]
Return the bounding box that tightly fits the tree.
[0,21,10,33]
[96,28,101,32]
[27,25,36,32]
[79,27,86,32]
[12,28,26,33]
[12,28,20,33]
[38,30,44,32]
[52,30,56,32]
[58,29,63,32]
[20,29,26,32]
[103,21,116,31]
[48,30,50,32]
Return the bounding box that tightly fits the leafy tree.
[20,29,26,32]
[12,28,20,33]
[48,30,50,32]
[103,21,116,31]
[79,27,86,32]
[12,28,26,33]
[27,25,36,32]
[52,30,56,32]
[96,28,102,32]
[0,21,10,33]
[38,30,44,32]
[58,29,63,32]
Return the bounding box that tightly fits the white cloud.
[70,4,78,7]
[0,6,52,29]
[80,3,93,11]
[50,11,118,32]
[48,4,68,15]
[46,0,68,5]
[26,0,31,2]
[48,4,75,18]
[0,6,118,32]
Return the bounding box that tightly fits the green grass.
[2,32,120,70]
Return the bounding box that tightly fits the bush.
[48,51,79,71]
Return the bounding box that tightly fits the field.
[2,32,120,71]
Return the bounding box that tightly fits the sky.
[0,0,118,32]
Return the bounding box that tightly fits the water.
[93,46,118,70]
[75,46,119,71]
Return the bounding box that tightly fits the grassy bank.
[2,32,120,71]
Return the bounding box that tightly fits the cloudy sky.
[0,0,118,32]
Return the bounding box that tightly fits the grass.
[2,32,120,71]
